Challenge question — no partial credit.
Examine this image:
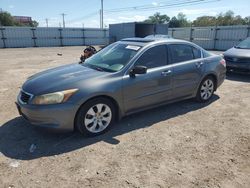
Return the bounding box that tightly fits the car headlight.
[32,89,78,105]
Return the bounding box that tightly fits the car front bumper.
[15,99,80,131]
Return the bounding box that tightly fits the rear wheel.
[75,98,116,136]
[196,76,215,102]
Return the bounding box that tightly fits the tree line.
[0,11,38,27]
[144,11,250,27]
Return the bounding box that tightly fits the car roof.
[120,37,198,48]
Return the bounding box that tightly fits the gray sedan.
[224,37,250,72]
[16,38,226,136]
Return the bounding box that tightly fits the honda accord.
[16,38,226,136]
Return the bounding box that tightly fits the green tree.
[0,11,38,27]
[192,10,248,26]
[29,20,39,27]
[169,16,179,27]
[0,12,20,26]
[177,13,190,27]
[192,16,217,27]
[216,10,234,25]
[169,13,191,27]
[233,15,245,25]
[145,10,249,28]
[144,12,170,24]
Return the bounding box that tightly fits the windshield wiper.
[83,63,105,72]
[83,63,116,73]
[93,66,105,72]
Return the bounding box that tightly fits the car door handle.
[161,70,172,76]
[196,62,204,68]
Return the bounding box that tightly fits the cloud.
[81,15,146,28]
[117,15,146,22]
[172,8,217,16]
[105,18,116,22]
[169,6,232,20]
[152,2,158,6]
[8,5,14,9]
[67,21,85,28]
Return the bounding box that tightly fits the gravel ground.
[0,46,249,188]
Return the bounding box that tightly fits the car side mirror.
[129,66,147,77]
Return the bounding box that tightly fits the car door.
[122,44,172,114]
[168,44,205,99]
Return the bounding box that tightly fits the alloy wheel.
[200,79,214,100]
[84,103,112,133]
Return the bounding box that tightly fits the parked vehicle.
[224,37,250,72]
[16,38,226,136]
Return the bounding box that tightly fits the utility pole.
[0,8,2,26]
[99,9,102,29]
[101,0,103,29]
[45,18,49,27]
[61,13,66,28]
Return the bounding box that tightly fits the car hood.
[224,47,250,58]
[22,63,109,95]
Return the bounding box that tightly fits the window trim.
[124,42,204,76]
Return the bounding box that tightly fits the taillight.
[220,59,226,67]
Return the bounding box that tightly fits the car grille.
[224,56,250,63]
[20,91,32,104]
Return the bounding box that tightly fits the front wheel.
[75,98,116,136]
[196,76,215,102]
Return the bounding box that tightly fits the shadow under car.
[0,96,219,160]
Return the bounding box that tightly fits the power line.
[57,0,220,27]
[105,0,186,12]
[67,0,104,28]
[105,0,220,13]
[67,11,99,24]
[67,0,192,24]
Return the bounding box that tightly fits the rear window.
[193,47,201,59]
[203,50,212,58]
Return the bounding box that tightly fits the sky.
[1,0,250,28]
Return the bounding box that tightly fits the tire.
[75,98,116,136]
[196,76,215,103]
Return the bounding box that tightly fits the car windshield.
[83,43,141,72]
[235,38,250,49]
